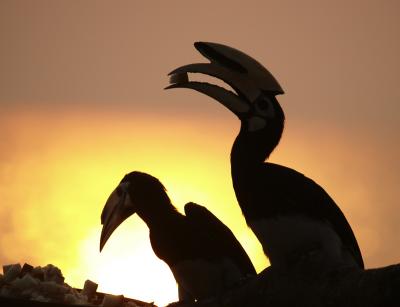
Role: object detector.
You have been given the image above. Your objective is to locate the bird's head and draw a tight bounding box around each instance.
[165,42,285,136]
[99,171,170,252]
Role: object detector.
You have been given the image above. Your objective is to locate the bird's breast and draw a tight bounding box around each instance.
[249,216,357,270]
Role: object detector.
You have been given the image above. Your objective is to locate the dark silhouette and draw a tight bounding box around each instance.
[166,42,364,271]
[100,171,256,303]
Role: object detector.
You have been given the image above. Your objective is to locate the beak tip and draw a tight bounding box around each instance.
[99,228,107,252]
[99,238,106,253]
[194,41,207,50]
[99,238,103,252]
[164,83,190,90]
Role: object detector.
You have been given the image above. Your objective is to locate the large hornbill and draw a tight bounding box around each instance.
[166,42,364,271]
[100,171,256,302]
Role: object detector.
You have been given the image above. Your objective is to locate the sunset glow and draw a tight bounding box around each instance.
[0,108,267,306]
[1,104,395,305]
[1,1,399,306]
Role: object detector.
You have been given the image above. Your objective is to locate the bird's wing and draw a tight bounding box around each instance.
[184,202,256,276]
[261,163,364,269]
[303,175,364,269]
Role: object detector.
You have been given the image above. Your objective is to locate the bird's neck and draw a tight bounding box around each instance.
[136,191,180,228]
[230,124,283,215]
[136,198,181,229]
[231,129,266,168]
[230,126,281,173]
[230,95,285,172]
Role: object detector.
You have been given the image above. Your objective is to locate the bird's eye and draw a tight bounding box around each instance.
[256,98,270,111]
[254,94,274,117]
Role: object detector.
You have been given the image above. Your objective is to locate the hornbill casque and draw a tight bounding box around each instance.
[100,171,256,302]
[166,42,364,271]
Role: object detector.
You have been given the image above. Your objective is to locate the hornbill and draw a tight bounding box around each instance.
[100,171,256,302]
[166,42,364,271]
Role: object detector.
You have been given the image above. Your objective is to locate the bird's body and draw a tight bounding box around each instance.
[100,172,255,302]
[232,160,363,270]
[230,125,363,269]
[167,42,364,271]
[148,203,253,299]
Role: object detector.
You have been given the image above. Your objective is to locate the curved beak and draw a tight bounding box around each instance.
[165,42,284,117]
[100,185,134,252]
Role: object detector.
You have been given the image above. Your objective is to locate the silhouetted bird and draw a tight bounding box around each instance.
[166,42,364,271]
[100,171,256,302]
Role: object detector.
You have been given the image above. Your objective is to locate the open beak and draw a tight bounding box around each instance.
[100,185,134,252]
[165,42,284,117]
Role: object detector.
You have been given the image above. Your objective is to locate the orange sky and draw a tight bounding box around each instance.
[0,1,399,306]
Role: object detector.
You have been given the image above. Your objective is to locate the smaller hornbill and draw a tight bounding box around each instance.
[100,171,256,302]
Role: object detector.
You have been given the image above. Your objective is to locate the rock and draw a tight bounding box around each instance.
[10,274,39,291]
[30,266,45,281]
[82,279,98,300]
[19,263,34,278]
[42,264,65,284]
[3,264,22,283]
[102,294,125,307]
